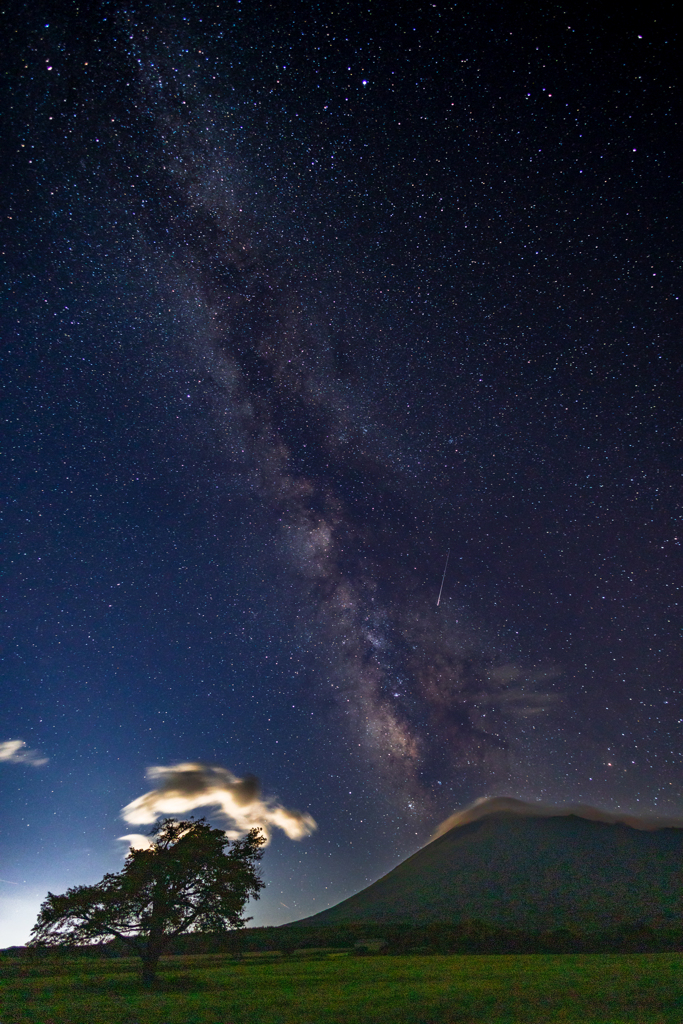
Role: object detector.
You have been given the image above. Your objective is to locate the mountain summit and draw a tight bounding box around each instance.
[298,798,683,929]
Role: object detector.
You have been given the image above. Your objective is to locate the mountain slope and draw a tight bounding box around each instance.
[297,807,683,929]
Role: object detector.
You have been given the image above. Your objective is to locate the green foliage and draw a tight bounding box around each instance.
[28,818,265,982]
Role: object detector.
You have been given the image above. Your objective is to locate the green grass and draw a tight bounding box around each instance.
[1,951,681,1023]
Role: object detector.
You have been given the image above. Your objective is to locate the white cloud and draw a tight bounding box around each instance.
[121,762,316,844]
[117,834,154,851]
[432,795,683,840]
[0,740,48,767]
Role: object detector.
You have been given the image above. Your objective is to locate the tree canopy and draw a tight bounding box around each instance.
[29,818,266,982]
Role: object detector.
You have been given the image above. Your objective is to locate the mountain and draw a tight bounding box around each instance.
[297,798,683,930]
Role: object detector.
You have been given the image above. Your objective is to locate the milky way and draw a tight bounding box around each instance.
[109,38,567,811]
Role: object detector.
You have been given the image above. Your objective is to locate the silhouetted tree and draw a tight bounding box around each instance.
[29,818,266,983]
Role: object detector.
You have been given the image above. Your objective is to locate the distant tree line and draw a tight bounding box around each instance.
[203,920,683,955]
[9,919,683,958]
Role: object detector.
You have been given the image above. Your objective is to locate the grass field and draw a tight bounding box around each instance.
[1,950,681,1023]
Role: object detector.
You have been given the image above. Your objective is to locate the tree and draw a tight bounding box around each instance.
[29,818,266,983]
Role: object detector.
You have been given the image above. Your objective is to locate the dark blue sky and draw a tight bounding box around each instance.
[2,0,681,945]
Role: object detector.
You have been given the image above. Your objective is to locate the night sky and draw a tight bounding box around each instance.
[2,0,681,946]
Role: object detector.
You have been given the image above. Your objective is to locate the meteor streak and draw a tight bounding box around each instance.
[436,547,450,607]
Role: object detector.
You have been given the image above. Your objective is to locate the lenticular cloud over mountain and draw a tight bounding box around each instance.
[121,762,316,843]
[431,796,683,840]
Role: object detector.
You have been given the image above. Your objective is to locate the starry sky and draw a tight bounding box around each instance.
[2,0,681,946]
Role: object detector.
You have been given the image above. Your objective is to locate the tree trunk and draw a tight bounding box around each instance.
[141,950,160,985]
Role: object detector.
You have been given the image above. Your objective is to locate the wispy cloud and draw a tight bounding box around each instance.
[0,740,48,767]
[117,834,154,851]
[432,795,683,840]
[121,762,316,844]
